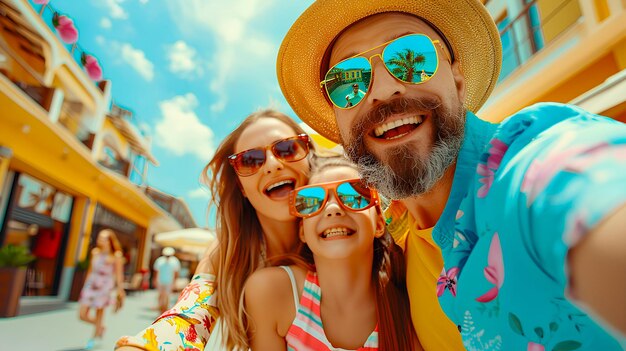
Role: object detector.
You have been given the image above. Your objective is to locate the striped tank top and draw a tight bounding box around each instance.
[281,266,379,351]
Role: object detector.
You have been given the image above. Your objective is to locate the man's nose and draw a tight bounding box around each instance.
[366,56,407,105]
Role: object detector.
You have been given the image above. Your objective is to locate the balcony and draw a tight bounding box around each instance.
[0,2,53,110]
[57,100,96,149]
[497,0,582,82]
[27,0,101,89]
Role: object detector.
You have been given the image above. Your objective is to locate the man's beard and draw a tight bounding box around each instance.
[344,96,465,199]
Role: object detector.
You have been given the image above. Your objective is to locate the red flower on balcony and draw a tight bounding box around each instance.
[33,0,50,4]
[81,54,103,81]
[52,13,78,44]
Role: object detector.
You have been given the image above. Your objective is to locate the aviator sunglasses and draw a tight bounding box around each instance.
[228,134,311,177]
[320,33,450,109]
[289,178,380,218]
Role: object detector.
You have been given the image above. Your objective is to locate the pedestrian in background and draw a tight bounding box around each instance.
[78,228,125,350]
[153,247,181,314]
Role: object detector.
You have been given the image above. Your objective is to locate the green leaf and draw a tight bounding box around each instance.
[549,322,559,332]
[552,341,582,351]
[0,245,35,268]
[508,313,524,336]
[534,327,544,339]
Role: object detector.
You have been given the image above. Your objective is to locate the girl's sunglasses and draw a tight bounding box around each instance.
[289,178,379,218]
[320,33,450,109]
[228,134,310,177]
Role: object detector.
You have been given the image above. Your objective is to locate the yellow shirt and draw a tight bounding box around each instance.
[385,203,464,351]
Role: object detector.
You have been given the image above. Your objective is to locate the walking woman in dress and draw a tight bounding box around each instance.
[244,155,421,350]
[116,109,315,350]
[79,228,125,350]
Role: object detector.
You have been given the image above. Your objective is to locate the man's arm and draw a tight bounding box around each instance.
[569,204,626,335]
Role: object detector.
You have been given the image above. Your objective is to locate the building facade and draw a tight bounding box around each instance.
[480,0,626,122]
[0,0,190,314]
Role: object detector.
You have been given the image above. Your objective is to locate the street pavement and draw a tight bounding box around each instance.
[0,290,164,351]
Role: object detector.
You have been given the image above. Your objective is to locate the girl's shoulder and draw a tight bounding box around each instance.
[244,266,304,335]
[245,266,303,306]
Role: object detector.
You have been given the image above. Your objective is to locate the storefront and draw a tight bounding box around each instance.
[0,171,73,297]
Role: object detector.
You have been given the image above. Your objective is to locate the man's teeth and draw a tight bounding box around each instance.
[322,227,350,238]
[266,180,293,192]
[374,115,424,137]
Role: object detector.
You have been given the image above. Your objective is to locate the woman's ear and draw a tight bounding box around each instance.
[298,221,306,243]
[235,178,247,197]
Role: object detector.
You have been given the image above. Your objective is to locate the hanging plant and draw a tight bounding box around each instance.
[52,13,78,44]
[81,53,103,81]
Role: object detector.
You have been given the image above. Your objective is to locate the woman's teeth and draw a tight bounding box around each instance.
[321,227,351,239]
[374,115,424,137]
[266,179,294,192]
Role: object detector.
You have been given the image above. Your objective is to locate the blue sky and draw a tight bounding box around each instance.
[48,0,315,228]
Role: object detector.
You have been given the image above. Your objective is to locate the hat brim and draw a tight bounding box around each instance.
[277,0,501,144]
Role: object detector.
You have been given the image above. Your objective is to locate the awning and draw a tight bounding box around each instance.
[108,113,158,165]
[154,228,216,250]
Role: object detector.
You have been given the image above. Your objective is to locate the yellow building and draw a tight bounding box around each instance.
[480,0,626,123]
[0,0,188,313]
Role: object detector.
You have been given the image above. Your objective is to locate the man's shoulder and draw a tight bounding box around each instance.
[493,103,619,149]
[501,102,613,128]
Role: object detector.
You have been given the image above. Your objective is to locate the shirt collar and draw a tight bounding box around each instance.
[433,110,499,248]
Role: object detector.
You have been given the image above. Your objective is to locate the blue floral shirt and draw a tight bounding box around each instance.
[434,103,626,351]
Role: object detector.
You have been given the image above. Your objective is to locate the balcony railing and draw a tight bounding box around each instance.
[98,157,130,178]
[498,0,582,82]
[27,0,101,89]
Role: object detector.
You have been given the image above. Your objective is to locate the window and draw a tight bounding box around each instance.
[129,155,146,186]
[498,14,519,81]
[497,0,546,82]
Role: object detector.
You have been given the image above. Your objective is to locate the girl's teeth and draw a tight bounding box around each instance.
[322,227,349,238]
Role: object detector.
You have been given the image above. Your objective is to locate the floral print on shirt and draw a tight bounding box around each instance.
[435,104,626,351]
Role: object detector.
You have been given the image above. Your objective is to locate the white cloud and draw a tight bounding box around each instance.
[167,0,276,112]
[188,186,211,199]
[117,42,155,81]
[155,94,215,160]
[139,0,149,3]
[95,35,106,46]
[102,0,128,19]
[167,41,202,78]
[100,17,112,29]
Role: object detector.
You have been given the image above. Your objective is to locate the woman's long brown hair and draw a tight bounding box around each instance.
[202,109,311,350]
[305,155,419,351]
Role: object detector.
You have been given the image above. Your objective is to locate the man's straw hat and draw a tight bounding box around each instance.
[277,0,501,143]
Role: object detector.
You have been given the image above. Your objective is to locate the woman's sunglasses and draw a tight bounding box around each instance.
[228,134,310,177]
[289,178,379,218]
[320,33,450,109]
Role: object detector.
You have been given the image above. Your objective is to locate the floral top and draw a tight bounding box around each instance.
[115,273,218,351]
[435,103,626,350]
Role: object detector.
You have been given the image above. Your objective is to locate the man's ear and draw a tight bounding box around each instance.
[451,60,466,105]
